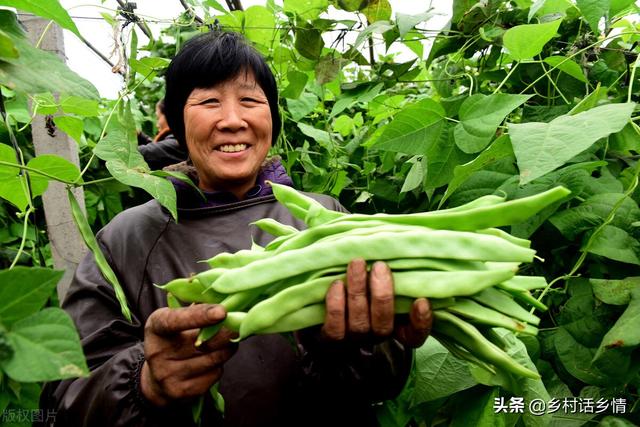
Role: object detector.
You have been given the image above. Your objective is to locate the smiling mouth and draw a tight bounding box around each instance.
[216,144,248,153]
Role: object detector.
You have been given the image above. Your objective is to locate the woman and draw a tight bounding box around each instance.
[40,31,432,427]
[137,98,189,170]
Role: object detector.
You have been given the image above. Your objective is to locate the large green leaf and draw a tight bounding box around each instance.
[0,29,18,59]
[59,95,99,117]
[362,0,391,23]
[0,267,63,327]
[0,143,47,211]
[284,0,328,20]
[576,0,609,33]
[591,277,640,305]
[1,308,88,382]
[371,98,446,154]
[454,93,530,153]
[508,103,635,184]
[396,11,434,37]
[424,123,470,190]
[587,225,640,265]
[244,6,277,51]
[0,11,98,99]
[93,104,178,220]
[53,115,84,144]
[0,0,80,37]
[502,19,562,60]
[412,337,477,404]
[593,288,640,375]
[441,135,513,207]
[554,327,612,385]
[544,56,588,82]
[294,26,324,60]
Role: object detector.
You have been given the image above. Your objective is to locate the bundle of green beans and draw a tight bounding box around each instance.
[160,182,571,380]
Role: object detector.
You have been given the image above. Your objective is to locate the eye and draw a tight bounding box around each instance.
[200,98,220,105]
[241,97,260,103]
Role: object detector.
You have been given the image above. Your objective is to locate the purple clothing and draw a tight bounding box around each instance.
[171,158,294,209]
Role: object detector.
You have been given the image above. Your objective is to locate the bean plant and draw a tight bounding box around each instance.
[0,0,639,426]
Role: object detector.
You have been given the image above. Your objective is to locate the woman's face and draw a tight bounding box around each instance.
[183,72,273,196]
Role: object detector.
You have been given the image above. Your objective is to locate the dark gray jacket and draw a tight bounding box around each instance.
[40,190,412,427]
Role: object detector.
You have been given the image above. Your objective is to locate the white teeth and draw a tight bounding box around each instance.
[217,144,247,153]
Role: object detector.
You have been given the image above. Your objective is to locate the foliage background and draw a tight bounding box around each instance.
[0,0,640,425]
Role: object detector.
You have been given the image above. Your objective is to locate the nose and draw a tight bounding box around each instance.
[216,102,247,131]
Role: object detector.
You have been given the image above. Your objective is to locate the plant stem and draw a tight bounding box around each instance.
[10,206,34,269]
[493,62,519,94]
[0,160,77,184]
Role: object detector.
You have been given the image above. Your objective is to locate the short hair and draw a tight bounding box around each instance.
[164,31,281,148]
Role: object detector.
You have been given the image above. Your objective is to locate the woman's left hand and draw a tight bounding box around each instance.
[320,259,432,348]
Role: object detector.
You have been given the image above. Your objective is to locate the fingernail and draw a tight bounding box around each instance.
[372,261,388,276]
[207,305,225,321]
[416,299,429,321]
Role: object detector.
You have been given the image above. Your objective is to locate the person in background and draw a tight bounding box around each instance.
[39,31,432,427]
[137,98,188,170]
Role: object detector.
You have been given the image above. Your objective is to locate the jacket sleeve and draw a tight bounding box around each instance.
[138,136,188,171]
[38,248,197,427]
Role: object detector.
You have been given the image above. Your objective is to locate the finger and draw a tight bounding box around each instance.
[369,261,394,336]
[174,347,236,379]
[321,280,346,341]
[147,304,226,336]
[346,258,370,334]
[395,298,432,348]
[160,366,224,401]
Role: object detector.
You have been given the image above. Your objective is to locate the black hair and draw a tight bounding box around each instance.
[164,31,281,148]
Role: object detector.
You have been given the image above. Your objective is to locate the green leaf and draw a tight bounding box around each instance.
[502,19,562,60]
[294,26,324,60]
[129,57,171,80]
[332,114,354,137]
[281,70,309,99]
[1,308,88,382]
[454,93,531,153]
[0,0,80,37]
[59,95,99,117]
[27,154,81,184]
[94,104,178,220]
[396,11,434,37]
[286,92,318,121]
[298,123,334,152]
[0,267,63,326]
[362,0,391,23]
[591,277,640,305]
[372,98,446,154]
[508,103,635,184]
[544,56,588,82]
[450,387,506,427]
[598,416,638,427]
[577,0,609,33]
[53,115,84,144]
[0,142,17,180]
[441,135,513,207]
[424,123,470,190]
[0,11,98,99]
[0,29,18,59]
[529,0,572,21]
[400,157,424,193]
[587,225,640,265]
[412,337,478,404]
[33,92,58,115]
[593,288,640,371]
[353,20,395,50]
[244,5,276,49]
[284,0,328,20]
[554,326,612,385]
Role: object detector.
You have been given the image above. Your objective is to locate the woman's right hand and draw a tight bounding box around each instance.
[140,304,237,407]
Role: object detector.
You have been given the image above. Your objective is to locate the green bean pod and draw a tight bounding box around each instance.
[432,310,540,379]
[158,277,224,304]
[476,228,531,248]
[210,230,534,293]
[267,181,345,225]
[205,249,272,269]
[471,287,540,325]
[68,189,132,322]
[446,299,538,335]
[252,218,299,237]
[239,269,514,339]
[323,186,571,231]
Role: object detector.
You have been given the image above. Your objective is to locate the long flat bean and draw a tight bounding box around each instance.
[471,287,540,325]
[239,269,514,339]
[323,186,571,231]
[447,298,538,334]
[433,311,540,379]
[211,230,534,293]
